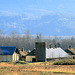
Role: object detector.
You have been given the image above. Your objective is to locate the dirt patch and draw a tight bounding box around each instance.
[0,63,14,67]
[0,63,75,75]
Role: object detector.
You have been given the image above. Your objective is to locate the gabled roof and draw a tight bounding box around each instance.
[65,48,75,55]
[26,49,36,56]
[46,48,70,58]
[0,46,16,55]
[19,49,28,56]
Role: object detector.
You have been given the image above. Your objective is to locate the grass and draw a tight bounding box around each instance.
[0,60,75,75]
[15,61,28,64]
[52,59,75,65]
[0,68,75,75]
[52,71,75,74]
[14,61,51,66]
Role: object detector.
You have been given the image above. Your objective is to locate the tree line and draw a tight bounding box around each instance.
[0,30,75,51]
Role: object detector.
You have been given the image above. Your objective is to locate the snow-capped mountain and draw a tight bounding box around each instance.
[0,13,75,36]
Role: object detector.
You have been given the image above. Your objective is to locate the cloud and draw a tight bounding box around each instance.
[21,12,41,20]
[68,21,75,29]
[45,21,50,24]
[0,11,19,16]
[38,23,43,26]
[0,10,41,20]
[0,11,9,13]
[56,28,61,33]
[28,8,55,16]
[4,23,17,28]
[29,8,53,12]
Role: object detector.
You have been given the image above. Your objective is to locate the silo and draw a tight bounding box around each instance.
[36,42,46,62]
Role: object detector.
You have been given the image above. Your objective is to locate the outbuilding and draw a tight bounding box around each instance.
[0,46,19,62]
[46,48,70,61]
[25,49,36,62]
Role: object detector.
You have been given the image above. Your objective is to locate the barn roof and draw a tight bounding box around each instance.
[19,49,28,56]
[26,49,36,56]
[0,46,16,55]
[65,48,75,55]
[46,48,70,59]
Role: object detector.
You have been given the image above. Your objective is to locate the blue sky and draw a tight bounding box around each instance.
[0,0,75,15]
[0,0,75,36]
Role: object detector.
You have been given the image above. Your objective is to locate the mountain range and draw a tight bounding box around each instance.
[0,13,75,36]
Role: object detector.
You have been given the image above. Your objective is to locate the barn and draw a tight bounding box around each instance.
[46,48,70,61]
[0,46,19,62]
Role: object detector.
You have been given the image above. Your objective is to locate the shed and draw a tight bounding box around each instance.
[25,49,36,62]
[0,46,19,62]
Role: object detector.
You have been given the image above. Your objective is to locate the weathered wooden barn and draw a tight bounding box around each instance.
[0,46,19,62]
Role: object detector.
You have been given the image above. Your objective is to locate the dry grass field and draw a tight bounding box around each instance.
[0,62,75,75]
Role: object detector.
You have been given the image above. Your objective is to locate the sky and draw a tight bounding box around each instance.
[0,0,75,15]
[0,0,75,36]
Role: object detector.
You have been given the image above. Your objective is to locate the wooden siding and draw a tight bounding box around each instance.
[26,56,35,62]
[12,52,19,62]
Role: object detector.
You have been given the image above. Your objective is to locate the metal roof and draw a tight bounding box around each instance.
[46,48,70,58]
[0,46,16,55]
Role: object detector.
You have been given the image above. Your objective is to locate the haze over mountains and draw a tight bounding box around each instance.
[0,12,75,36]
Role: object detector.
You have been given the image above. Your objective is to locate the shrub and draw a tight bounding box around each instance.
[15,61,28,64]
[53,59,75,65]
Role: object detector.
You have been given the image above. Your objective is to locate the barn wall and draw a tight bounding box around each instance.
[0,55,12,62]
[26,56,35,62]
[12,52,19,62]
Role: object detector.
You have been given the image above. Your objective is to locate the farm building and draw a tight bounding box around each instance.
[46,48,70,61]
[19,48,28,61]
[25,42,70,62]
[0,46,19,62]
[25,49,36,62]
[65,48,75,59]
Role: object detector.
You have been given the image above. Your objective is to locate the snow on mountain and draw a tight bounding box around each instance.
[0,13,75,36]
